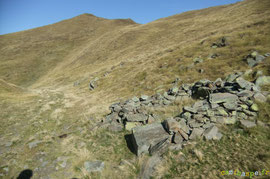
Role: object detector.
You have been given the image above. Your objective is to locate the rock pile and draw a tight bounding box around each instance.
[104,72,268,156]
[211,37,228,48]
[245,51,269,67]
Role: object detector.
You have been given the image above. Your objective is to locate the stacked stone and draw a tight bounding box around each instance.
[104,72,269,156]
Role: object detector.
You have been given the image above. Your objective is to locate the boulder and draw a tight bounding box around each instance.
[209,93,238,104]
[131,123,170,156]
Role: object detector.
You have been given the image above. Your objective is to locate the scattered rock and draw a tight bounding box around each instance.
[211,37,228,48]
[84,161,104,173]
[193,57,204,64]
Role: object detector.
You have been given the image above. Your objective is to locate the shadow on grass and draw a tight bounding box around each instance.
[17,169,33,179]
[124,134,136,155]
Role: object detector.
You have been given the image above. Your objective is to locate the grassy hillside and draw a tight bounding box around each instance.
[0,0,270,178]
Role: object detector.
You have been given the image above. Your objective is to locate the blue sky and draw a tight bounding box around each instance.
[0,0,240,35]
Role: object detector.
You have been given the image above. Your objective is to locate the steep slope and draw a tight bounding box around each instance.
[0,13,137,86]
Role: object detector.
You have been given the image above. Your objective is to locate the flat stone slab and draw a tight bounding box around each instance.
[209,93,238,104]
[131,123,170,156]
[240,120,256,128]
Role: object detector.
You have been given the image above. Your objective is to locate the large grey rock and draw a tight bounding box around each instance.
[240,120,256,128]
[84,161,104,173]
[125,113,147,122]
[131,123,170,156]
[209,93,238,104]
[256,76,270,88]
[203,125,223,140]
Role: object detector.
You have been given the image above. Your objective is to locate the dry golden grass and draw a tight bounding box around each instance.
[1,0,270,178]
